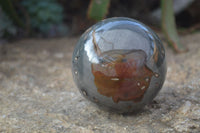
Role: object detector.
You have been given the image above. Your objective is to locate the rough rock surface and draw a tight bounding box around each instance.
[0,33,199,133]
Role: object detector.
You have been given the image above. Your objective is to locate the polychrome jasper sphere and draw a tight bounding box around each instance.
[72,17,167,113]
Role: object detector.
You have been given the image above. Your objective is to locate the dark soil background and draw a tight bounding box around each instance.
[0,0,200,40]
[60,0,200,35]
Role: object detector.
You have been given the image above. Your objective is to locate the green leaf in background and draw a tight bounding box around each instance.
[87,0,110,21]
[0,0,24,28]
[21,0,65,35]
[0,8,17,38]
[161,0,187,53]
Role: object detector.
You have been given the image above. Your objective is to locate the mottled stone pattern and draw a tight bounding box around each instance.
[92,50,154,103]
[0,34,200,133]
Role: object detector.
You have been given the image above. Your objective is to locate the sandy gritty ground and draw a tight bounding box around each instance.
[0,33,199,132]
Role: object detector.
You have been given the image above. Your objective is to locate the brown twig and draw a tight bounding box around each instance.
[92,30,101,55]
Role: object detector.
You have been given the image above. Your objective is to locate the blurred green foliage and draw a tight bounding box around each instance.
[87,0,110,21]
[0,0,190,53]
[0,0,24,28]
[21,0,67,35]
[161,0,187,53]
[0,8,17,38]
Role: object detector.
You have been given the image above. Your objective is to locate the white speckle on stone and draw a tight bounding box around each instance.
[75,71,78,75]
[101,64,106,67]
[179,101,192,115]
[123,126,129,130]
[70,92,75,97]
[42,50,49,56]
[54,53,64,58]
[145,77,149,82]
[2,115,6,118]
[141,86,145,90]
[168,67,172,72]
[187,85,194,89]
[75,57,78,60]
[111,78,119,81]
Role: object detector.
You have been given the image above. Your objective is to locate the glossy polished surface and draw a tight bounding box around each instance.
[72,17,167,113]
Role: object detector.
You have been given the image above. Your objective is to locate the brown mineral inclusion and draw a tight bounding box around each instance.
[91,50,154,103]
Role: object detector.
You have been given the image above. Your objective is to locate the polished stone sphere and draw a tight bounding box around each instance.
[72,17,167,113]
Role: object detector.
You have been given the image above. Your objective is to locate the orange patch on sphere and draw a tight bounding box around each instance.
[91,50,154,103]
